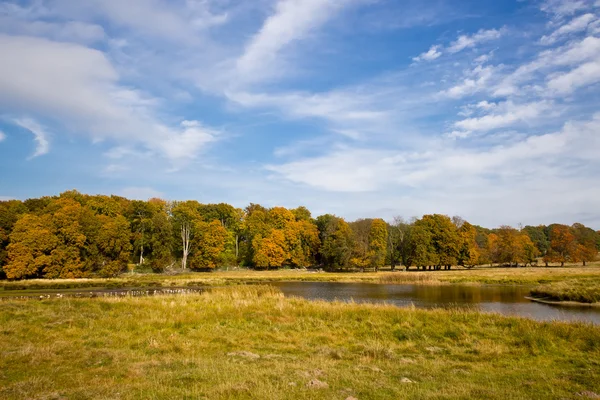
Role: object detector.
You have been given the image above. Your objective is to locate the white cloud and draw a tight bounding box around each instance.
[454,101,552,132]
[0,130,5,142]
[446,130,471,139]
[49,0,226,42]
[265,113,600,226]
[540,13,597,45]
[547,59,600,93]
[236,0,358,84]
[412,45,442,62]
[447,28,504,54]
[442,65,495,98]
[13,118,50,158]
[474,52,493,64]
[0,35,218,162]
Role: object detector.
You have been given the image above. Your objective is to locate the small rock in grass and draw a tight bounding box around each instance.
[400,377,415,383]
[227,351,260,359]
[307,379,329,389]
[287,382,297,387]
[345,397,359,400]
[579,391,600,399]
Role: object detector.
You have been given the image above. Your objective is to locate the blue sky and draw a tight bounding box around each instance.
[1,0,600,228]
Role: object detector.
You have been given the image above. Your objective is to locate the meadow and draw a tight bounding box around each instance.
[1,285,600,399]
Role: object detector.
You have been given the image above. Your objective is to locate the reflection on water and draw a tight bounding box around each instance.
[270,282,600,325]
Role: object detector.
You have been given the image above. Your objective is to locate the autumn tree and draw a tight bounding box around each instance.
[457,222,480,268]
[407,223,435,270]
[409,214,460,270]
[252,229,288,268]
[368,219,388,271]
[0,200,27,277]
[94,215,132,277]
[189,220,228,270]
[570,223,598,266]
[544,225,577,267]
[5,214,58,279]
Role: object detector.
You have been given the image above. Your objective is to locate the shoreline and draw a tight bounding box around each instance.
[525,296,600,308]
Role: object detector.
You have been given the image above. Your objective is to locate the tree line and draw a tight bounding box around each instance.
[0,191,598,279]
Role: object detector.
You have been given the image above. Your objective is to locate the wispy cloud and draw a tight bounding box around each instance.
[454,101,553,132]
[13,118,50,158]
[412,27,504,63]
[540,13,597,45]
[441,65,495,98]
[447,28,504,53]
[412,45,442,62]
[235,0,359,84]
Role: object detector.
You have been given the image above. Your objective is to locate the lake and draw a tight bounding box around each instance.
[270,281,600,325]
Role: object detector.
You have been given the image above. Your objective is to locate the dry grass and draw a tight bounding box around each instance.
[1,286,600,399]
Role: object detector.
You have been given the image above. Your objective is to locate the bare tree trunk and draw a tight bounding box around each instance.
[181,222,191,270]
[139,226,144,266]
[235,235,239,259]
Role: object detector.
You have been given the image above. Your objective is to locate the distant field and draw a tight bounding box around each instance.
[2,263,600,292]
[1,285,599,399]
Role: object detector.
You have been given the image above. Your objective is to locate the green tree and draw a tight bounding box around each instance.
[522,225,549,257]
[316,214,354,270]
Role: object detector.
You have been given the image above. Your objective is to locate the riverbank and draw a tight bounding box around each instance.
[2,265,600,293]
[1,285,599,399]
[530,279,600,305]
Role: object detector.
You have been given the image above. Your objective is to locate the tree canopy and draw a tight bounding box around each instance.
[0,191,598,279]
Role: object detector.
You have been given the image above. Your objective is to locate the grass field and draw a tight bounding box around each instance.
[1,285,599,399]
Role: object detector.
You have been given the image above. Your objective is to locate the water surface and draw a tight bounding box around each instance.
[270,281,600,325]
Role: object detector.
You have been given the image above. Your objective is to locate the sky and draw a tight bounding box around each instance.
[1,0,600,228]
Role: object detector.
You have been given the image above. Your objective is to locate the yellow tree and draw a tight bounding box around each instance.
[95,215,133,277]
[458,222,480,268]
[44,198,87,278]
[252,229,288,268]
[368,218,388,271]
[189,220,228,270]
[517,234,539,266]
[5,214,58,279]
